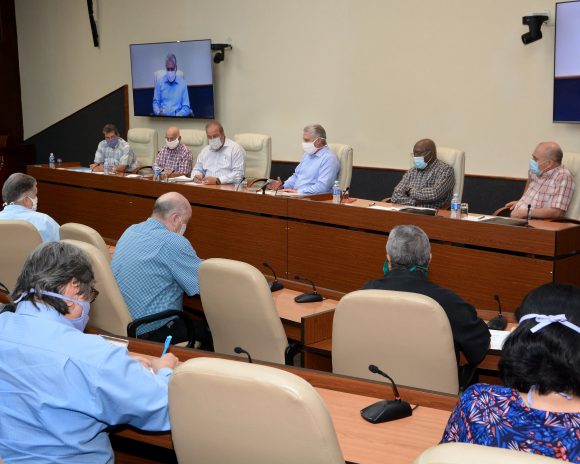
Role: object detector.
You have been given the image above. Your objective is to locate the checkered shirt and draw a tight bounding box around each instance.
[155,143,193,175]
[514,165,575,213]
[391,158,455,209]
[111,218,201,335]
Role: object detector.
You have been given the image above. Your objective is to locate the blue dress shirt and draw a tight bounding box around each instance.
[152,75,192,117]
[112,218,202,334]
[94,138,137,171]
[283,146,340,194]
[0,301,172,463]
[0,204,60,242]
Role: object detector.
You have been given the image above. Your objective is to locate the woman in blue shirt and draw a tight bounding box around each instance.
[0,242,178,463]
[441,283,580,462]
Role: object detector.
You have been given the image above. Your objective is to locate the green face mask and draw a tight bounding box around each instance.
[382,259,389,274]
[408,265,429,276]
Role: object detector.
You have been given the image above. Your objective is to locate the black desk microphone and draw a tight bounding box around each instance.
[263,262,283,292]
[361,364,412,423]
[487,294,508,330]
[234,346,253,363]
[294,275,323,303]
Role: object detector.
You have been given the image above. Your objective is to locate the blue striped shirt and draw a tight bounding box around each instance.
[112,218,201,334]
[284,145,340,194]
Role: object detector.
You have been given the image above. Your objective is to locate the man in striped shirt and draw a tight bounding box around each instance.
[155,126,193,176]
[191,121,246,185]
[508,142,574,219]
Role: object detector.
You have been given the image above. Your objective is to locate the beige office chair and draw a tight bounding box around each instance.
[169,357,345,464]
[234,133,272,179]
[0,220,43,291]
[332,290,459,395]
[329,143,353,190]
[199,258,294,364]
[61,239,132,336]
[562,151,580,220]
[415,443,559,463]
[59,223,110,262]
[180,129,207,167]
[127,128,158,166]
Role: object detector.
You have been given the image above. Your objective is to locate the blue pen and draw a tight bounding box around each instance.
[161,335,172,356]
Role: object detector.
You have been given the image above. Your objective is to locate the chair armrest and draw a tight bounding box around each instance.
[284,342,302,366]
[493,206,512,216]
[381,197,391,203]
[133,165,153,174]
[127,309,195,346]
[247,178,269,188]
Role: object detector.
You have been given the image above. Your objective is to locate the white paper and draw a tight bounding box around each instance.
[369,205,401,211]
[464,214,495,222]
[168,175,194,182]
[125,174,142,178]
[489,329,510,350]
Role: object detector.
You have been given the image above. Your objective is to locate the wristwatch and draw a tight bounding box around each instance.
[216,178,221,185]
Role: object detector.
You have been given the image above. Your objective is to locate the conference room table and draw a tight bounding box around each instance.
[29,164,580,314]
[112,336,456,464]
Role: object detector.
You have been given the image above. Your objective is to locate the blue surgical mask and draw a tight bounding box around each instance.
[529,160,542,175]
[413,156,428,170]
[382,259,389,274]
[15,289,91,331]
[209,137,223,151]
[106,137,118,149]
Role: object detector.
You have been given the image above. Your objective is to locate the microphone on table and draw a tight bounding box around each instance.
[235,176,246,191]
[234,346,253,363]
[360,364,413,424]
[487,294,508,330]
[263,262,284,292]
[293,275,323,303]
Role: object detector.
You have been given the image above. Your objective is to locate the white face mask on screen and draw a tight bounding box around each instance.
[166,70,176,83]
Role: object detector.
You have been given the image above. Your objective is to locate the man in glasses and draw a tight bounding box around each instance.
[390,138,455,209]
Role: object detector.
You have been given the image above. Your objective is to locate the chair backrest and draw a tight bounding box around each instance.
[154,69,184,85]
[127,128,158,166]
[198,258,288,364]
[61,239,132,336]
[332,290,459,394]
[415,443,559,464]
[408,146,465,199]
[169,357,345,464]
[234,133,272,179]
[328,143,353,190]
[180,129,207,167]
[562,151,580,220]
[0,220,42,290]
[59,223,110,262]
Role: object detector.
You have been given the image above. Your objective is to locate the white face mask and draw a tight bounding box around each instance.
[28,196,38,211]
[209,137,223,151]
[166,138,180,150]
[179,223,187,235]
[166,70,176,83]
[302,138,319,155]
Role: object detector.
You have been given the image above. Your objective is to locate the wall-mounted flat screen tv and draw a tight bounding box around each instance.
[130,39,214,119]
[554,1,580,123]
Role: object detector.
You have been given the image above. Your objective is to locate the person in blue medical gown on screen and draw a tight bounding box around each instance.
[153,53,192,117]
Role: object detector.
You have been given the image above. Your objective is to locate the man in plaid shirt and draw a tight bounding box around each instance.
[508,142,574,219]
[155,126,193,176]
[391,139,455,209]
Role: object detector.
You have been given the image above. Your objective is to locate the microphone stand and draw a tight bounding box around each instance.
[263,262,284,292]
[293,275,323,303]
[361,364,412,423]
[487,294,508,330]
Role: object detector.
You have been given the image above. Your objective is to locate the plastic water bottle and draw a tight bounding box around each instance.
[48,153,56,169]
[153,163,161,182]
[450,193,461,219]
[332,180,341,204]
[103,157,110,175]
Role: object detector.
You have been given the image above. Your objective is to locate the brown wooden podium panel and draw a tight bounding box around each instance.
[288,221,555,310]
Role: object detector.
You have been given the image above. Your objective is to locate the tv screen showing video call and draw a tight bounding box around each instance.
[554,1,580,123]
[130,39,215,119]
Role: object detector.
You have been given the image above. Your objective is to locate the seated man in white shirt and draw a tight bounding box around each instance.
[0,173,60,242]
[191,121,246,185]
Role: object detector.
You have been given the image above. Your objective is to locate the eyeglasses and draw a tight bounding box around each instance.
[89,287,99,303]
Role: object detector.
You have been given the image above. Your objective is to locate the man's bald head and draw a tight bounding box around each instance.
[152,192,192,229]
[534,142,563,165]
[166,126,180,140]
[413,139,437,157]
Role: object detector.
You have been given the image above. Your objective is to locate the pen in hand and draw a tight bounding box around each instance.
[161,335,172,357]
